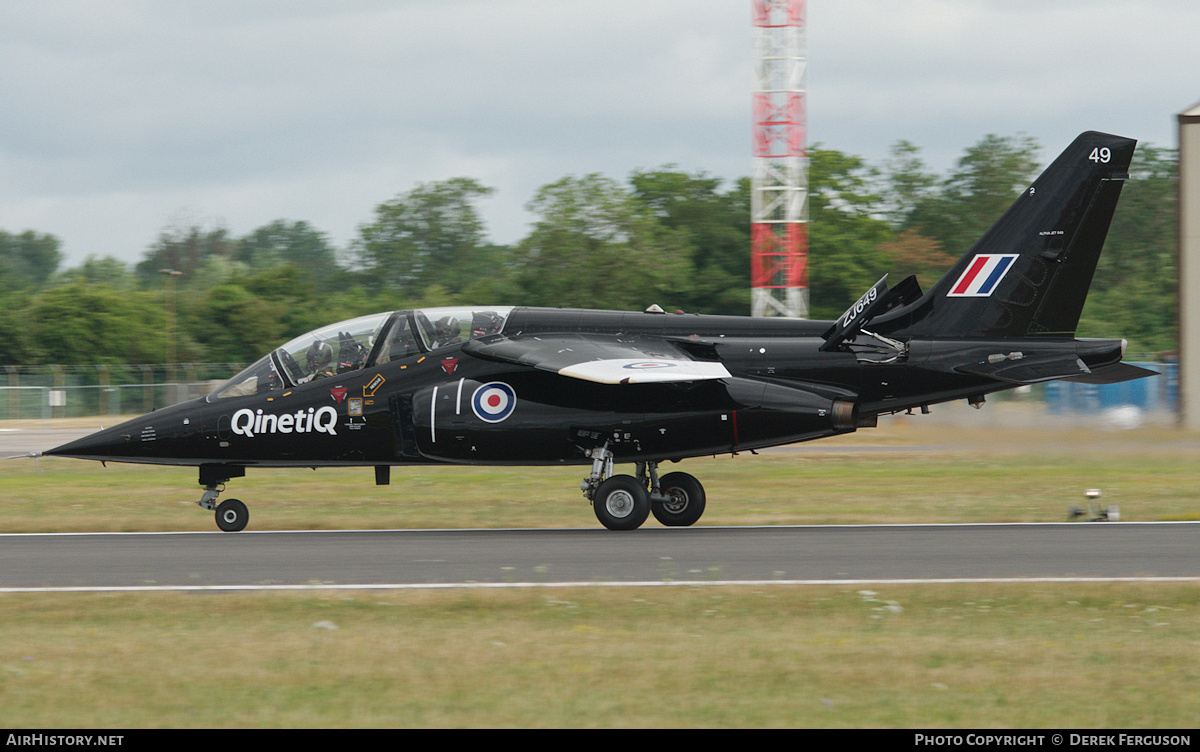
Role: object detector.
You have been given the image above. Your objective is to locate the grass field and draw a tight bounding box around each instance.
[2,413,1199,727]
[2,585,1198,728]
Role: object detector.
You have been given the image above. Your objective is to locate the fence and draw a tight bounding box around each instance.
[0,364,243,420]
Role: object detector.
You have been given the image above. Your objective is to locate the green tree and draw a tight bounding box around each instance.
[54,256,135,289]
[908,134,1041,257]
[513,174,693,310]
[354,178,496,297]
[136,224,236,285]
[629,168,751,314]
[0,230,62,289]
[0,291,36,363]
[185,282,291,364]
[806,147,893,318]
[235,220,346,293]
[181,261,367,364]
[880,139,938,228]
[31,283,165,365]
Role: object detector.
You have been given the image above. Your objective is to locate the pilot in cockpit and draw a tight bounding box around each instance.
[431,316,461,349]
[336,331,369,373]
[471,310,503,338]
[305,340,334,381]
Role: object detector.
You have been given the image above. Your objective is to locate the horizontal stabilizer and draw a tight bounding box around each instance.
[956,354,1090,384]
[1063,361,1159,385]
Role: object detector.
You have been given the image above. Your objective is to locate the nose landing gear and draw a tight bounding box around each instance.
[197,465,249,532]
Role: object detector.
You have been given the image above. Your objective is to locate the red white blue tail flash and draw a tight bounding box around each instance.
[947,254,1019,297]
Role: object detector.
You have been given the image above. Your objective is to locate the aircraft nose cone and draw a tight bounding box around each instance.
[43,399,204,464]
[44,423,139,461]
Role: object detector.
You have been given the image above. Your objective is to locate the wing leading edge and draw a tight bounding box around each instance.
[461,332,732,384]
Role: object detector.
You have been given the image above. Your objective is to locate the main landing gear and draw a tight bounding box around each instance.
[581,447,706,531]
[197,465,249,532]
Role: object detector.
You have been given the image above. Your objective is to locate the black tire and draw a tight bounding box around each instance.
[651,472,706,527]
[215,498,249,532]
[593,475,650,531]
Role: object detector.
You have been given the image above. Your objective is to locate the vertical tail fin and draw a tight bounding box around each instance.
[880,131,1136,339]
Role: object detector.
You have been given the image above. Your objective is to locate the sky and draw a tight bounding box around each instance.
[2,0,1199,268]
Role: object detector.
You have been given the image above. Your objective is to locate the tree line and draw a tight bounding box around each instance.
[0,135,1178,369]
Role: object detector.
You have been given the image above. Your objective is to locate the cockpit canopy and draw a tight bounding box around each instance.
[210,306,513,400]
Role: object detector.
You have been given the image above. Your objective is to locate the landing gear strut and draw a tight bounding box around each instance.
[581,447,705,531]
[197,465,249,532]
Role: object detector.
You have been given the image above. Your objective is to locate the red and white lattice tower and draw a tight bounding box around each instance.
[751,0,808,318]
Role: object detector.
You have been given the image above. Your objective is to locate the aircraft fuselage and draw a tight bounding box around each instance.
[49,306,1125,470]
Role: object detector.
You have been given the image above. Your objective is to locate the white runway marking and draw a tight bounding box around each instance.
[4,576,1199,594]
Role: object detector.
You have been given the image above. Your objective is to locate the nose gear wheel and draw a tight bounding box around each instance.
[215,498,249,532]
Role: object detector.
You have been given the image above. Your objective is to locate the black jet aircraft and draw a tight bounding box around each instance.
[47,131,1154,532]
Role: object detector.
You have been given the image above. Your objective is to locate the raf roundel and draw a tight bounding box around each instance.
[622,361,676,370]
[471,382,517,423]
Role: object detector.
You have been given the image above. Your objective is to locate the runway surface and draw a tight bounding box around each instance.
[2,523,1197,591]
[0,426,93,456]
[5,424,1199,592]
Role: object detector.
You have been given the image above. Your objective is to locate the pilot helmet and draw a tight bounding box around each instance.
[435,316,460,341]
[471,311,502,337]
[306,340,333,370]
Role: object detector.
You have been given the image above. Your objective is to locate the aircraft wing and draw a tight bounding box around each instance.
[461,333,732,384]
